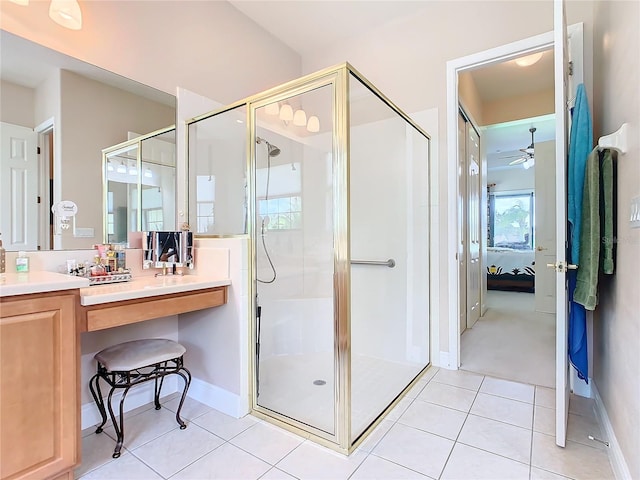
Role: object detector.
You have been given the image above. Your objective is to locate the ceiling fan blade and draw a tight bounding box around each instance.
[508,157,527,166]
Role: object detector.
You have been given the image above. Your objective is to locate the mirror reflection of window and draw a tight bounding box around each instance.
[196,175,216,233]
[256,163,302,231]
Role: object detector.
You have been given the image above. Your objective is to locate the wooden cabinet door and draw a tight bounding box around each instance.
[1,294,78,480]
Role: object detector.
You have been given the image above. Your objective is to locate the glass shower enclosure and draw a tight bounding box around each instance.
[187,63,430,453]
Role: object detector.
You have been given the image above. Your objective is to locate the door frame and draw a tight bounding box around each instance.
[35,117,54,251]
[446,30,555,369]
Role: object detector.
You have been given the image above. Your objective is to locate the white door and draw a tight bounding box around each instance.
[0,122,38,251]
[534,140,557,314]
[553,0,570,448]
[458,113,467,334]
[466,125,481,329]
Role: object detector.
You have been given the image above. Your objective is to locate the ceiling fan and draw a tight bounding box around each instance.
[507,127,536,168]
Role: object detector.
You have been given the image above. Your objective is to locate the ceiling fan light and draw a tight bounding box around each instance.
[523,158,535,169]
[515,52,543,67]
[49,0,83,30]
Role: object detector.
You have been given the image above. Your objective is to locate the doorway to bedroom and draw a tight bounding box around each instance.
[457,48,557,389]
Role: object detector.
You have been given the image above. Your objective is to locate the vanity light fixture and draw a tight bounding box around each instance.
[116,161,127,174]
[293,109,307,127]
[279,104,294,122]
[107,160,114,172]
[128,162,137,176]
[9,0,83,30]
[49,0,83,30]
[144,168,153,178]
[306,115,320,133]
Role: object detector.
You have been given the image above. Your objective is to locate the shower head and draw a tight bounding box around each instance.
[256,136,281,157]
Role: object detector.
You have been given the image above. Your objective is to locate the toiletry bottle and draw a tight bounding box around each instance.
[16,251,29,273]
[0,233,5,274]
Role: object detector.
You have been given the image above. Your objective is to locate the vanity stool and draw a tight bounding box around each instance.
[89,338,191,458]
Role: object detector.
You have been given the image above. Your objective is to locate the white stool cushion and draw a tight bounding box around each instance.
[95,339,186,371]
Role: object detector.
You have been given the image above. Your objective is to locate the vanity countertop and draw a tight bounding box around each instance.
[0,271,91,297]
[79,274,231,306]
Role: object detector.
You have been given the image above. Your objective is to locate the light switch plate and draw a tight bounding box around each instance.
[630,196,640,229]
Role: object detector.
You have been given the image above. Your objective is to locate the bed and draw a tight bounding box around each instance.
[486,247,535,293]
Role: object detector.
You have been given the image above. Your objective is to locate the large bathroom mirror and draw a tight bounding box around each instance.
[0,30,176,251]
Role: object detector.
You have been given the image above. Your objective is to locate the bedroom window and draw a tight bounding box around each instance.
[489,192,534,250]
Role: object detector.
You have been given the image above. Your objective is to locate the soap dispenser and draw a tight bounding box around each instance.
[0,233,5,274]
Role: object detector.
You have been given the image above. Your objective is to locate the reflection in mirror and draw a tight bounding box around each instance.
[0,30,176,251]
[104,127,176,245]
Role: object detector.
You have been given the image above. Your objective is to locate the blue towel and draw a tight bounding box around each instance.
[567,83,592,384]
[568,270,588,382]
[568,84,593,264]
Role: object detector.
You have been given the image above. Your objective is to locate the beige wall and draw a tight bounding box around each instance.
[592,1,640,478]
[482,89,554,126]
[0,1,301,104]
[0,80,35,127]
[458,72,484,125]
[58,70,175,249]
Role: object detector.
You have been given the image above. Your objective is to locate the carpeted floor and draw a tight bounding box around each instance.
[460,290,555,388]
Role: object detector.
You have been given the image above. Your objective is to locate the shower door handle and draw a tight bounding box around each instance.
[350,259,396,268]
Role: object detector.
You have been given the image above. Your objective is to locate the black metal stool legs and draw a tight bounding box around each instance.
[88,373,108,433]
[90,356,191,459]
[175,366,192,429]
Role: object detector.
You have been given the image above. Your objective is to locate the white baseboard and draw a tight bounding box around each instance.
[593,382,632,480]
[81,376,179,430]
[437,351,455,369]
[188,377,249,418]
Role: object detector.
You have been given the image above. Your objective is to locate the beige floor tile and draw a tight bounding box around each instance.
[260,467,298,480]
[75,432,122,478]
[417,381,478,412]
[372,423,454,479]
[420,366,439,383]
[76,451,162,479]
[276,440,367,480]
[193,408,258,440]
[471,392,533,429]
[404,378,429,399]
[351,454,430,479]
[569,394,596,418]
[458,414,532,464]
[172,442,271,479]
[531,432,615,479]
[102,407,183,451]
[535,386,556,409]
[385,396,413,421]
[480,376,534,403]
[356,419,394,453]
[230,421,305,464]
[131,423,223,478]
[433,368,484,391]
[534,405,555,436]
[567,412,607,450]
[398,399,467,440]
[440,443,529,480]
[162,395,213,421]
[530,467,574,479]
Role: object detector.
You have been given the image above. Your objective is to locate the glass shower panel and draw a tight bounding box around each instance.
[188,105,247,234]
[254,86,336,434]
[140,129,176,231]
[105,144,139,244]
[349,75,430,441]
